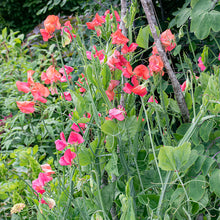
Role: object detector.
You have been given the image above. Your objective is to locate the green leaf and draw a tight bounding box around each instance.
[137,194,159,209]
[105,135,117,152]
[33,145,38,155]
[136,25,160,49]
[210,169,220,197]
[78,149,92,166]
[71,92,86,117]
[191,0,199,8]
[173,142,191,170]
[2,27,7,39]
[105,151,119,176]
[158,146,176,171]
[181,150,198,172]
[185,92,192,110]
[201,157,215,176]
[136,26,150,49]
[119,195,136,220]
[101,120,119,136]
[176,8,191,28]
[199,120,214,142]
[101,183,115,211]
[191,0,212,14]
[101,64,111,90]
[86,65,97,86]
[158,143,191,171]
[188,175,206,201]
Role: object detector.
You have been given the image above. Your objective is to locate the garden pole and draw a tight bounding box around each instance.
[140,0,190,122]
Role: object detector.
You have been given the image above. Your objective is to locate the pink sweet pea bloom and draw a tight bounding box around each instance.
[16,81,31,93]
[180,81,187,92]
[16,101,35,114]
[111,29,129,45]
[55,132,68,151]
[121,43,138,54]
[61,92,72,101]
[38,173,53,185]
[86,51,92,60]
[109,108,126,121]
[41,164,55,176]
[32,172,52,194]
[59,65,74,75]
[198,57,206,71]
[218,53,220,61]
[71,123,86,132]
[132,85,147,97]
[59,149,76,166]
[32,179,45,194]
[148,96,158,103]
[40,29,53,42]
[68,131,85,145]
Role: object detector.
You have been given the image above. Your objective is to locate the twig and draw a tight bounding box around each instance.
[140,0,190,122]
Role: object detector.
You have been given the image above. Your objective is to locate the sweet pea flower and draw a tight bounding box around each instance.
[160,29,176,52]
[55,132,68,151]
[148,96,158,104]
[16,101,35,114]
[132,85,147,97]
[86,13,105,30]
[180,81,187,92]
[109,107,126,121]
[61,92,72,101]
[134,64,151,80]
[40,15,61,41]
[40,198,56,209]
[16,81,31,93]
[107,50,128,71]
[149,55,164,75]
[105,80,120,101]
[111,29,129,45]
[122,62,133,78]
[41,66,61,84]
[32,172,52,194]
[59,149,76,166]
[198,57,206,71]
[218,53,220,61]
[68,131,85,145]
[32,179,45,194]
[59,65,73,82]
[41,164,55,176]
[71,123,86,132]
[121,43,138,54]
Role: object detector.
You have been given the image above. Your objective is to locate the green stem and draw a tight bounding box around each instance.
[93,170,110,220]
[185,26,200,73]
[210,32,220,50]
[141,97,163,186]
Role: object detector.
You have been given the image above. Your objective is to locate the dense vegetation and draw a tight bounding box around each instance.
[0,0,220,219]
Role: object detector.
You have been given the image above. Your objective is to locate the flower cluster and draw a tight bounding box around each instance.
[40,15,75,44]
[16,70,50,113]
[32,164,55,195]
[55,130,84,166]
[11,203,26,214]
[32,164,56,209]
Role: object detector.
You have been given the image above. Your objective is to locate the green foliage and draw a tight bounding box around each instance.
[0,0,220,219]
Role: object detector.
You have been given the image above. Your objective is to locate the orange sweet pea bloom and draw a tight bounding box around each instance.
[40,15,61,41]
[132,85,147,97]
[149,55,164,75]
[160,29,176,52]
[41,66,61,84]
[16,101,35,114]
[134,64,151,80]
[111,29,129,45]
[44,15,61,34]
